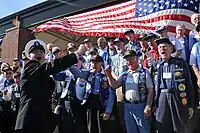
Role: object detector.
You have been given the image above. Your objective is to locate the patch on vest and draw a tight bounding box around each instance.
[182,98,188,105]
[178,83,186,91]
[180,92,187,98]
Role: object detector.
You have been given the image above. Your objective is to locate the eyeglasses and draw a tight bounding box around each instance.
[6,72,12,75]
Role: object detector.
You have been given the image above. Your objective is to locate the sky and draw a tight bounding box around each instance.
[0,0,47,19]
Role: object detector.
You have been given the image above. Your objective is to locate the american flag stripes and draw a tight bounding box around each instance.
[34,0,199,37]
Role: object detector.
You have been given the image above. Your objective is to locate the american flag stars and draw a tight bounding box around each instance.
[136,0,199,18]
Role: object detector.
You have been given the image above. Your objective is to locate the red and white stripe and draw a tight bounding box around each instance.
[34,0,195,37]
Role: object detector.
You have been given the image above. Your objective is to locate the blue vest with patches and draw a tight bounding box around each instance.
[83,72,109,108]
[121,68,147,103]
[155,58,189,107]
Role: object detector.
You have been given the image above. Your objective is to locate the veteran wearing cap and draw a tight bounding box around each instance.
[155,38,194,133]
[0,67,15,133]
[138,34,150,54]
[53,62,87,133]
[105,50,154,133]
[52,46,61,59]
[106,37,117,58]
[69,55,117,133]
[124,29,141,53]
[155,25,183,58]
[15,39,86,133]
[110,37,128,133]
[142,33,159,70]
[67,43,77,54]
[45,43,54,61]
[12,58,22,73]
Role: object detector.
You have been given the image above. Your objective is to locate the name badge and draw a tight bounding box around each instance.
[163,72,172,79]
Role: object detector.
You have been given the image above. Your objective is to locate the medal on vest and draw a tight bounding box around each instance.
[174,68,184,82]
[180,92,187,98]
[178,83,186,91]
[182,98,188,105]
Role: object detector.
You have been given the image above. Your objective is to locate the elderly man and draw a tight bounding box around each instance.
[69,55,116,133]
[110,37,128,133]
[156,26,182,58]
[105,50,154,133]
[138,34,149,54]
[67,43,77,54]
[12,58,22,73]
[52,47,61,59]
[189,13,200,51]
[106,37,117,65]
[175,24,189,62]
[97,37,110,66]
[97,37,107,56]
[142,33,159,70]
[45,43,54,61]
[155,38,194,133]
[124,29,141,53]
[0,67,15,133]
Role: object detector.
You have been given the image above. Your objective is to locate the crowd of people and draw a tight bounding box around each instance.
[0,13,200,133]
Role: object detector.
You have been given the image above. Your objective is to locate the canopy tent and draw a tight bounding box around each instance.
[34,0,199,37]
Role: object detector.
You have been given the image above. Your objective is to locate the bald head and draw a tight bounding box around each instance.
[97,37,107,50]
[47,43,54,52]
[191,13,200,26]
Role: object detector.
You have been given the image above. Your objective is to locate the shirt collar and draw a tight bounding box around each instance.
[128,66,141,73]
[159,56,176,65]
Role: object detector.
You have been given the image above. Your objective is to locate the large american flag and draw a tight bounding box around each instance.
[34,0,199,37]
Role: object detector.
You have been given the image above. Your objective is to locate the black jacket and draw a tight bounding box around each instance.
[15,53,78,133]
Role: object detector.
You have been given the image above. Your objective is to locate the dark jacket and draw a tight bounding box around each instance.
[15,53,78,133]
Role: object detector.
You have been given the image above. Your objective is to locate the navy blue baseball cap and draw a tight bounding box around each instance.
[123,50,138,58]
[124,29,135,35]
[143,33,159,41]
[90,55,104,62]
[83,38,91,43]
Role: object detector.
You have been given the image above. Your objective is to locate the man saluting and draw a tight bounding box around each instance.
[15,39,85,133]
